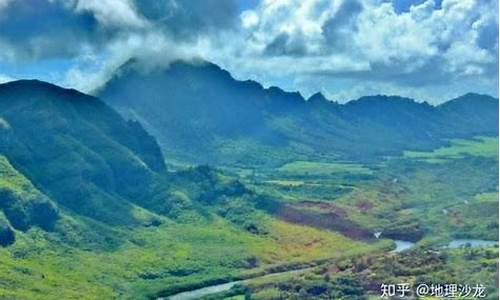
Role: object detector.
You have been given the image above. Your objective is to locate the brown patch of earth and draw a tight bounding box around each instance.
[276,203,374,240]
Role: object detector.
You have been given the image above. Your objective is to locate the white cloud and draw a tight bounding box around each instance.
[63,31,203,93]
[0,74,14,84]
[0,0,11,10]
[74,0,148,28]
[196,0,498,102]
[240,10,259,28]
[0,0,497,103]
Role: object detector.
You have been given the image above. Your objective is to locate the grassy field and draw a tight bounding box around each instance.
[247,136,498,244]
[0,136,496,299]
[404,136,498,162]
[0,212,384,299]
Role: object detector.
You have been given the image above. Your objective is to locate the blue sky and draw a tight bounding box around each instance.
[0,0,497,103]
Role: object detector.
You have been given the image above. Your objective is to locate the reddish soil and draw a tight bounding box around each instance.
[276,204,374,240]
[296,200,348,218]
[355,200,374,211]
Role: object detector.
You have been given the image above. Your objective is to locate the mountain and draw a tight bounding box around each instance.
[0,79,367,299]
[0,79,261,245]
[0,80,169,225]
[98,59,498,167]
[0,75,497,300]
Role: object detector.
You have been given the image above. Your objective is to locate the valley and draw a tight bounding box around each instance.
[0,72,497,300]
[0,1,498,299]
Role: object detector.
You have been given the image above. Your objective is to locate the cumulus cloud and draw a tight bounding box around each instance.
[198,0,498,102]
[73,0,148,28]
[0,0,497,103]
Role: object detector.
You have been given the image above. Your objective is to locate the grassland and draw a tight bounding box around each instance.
[0,136,496,299]
[244,136,498,245]
[0,211,386,299]
[404,136,498,162]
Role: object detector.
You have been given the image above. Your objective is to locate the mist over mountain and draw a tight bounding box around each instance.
[98,60,499,167]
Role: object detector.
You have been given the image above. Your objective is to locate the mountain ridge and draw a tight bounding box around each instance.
[97,59,498,166]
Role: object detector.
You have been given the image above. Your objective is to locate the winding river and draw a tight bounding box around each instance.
[158,268,310,300]
[164,282,241,300]
[160,239,498,300]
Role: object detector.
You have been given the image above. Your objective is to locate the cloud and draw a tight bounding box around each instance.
[133,0,240,40]
[201,0,498,102]
[62,30,211,93]
[0,0,12,10]
[0,0,497,103]
[0,73,14,84]
[0,0,241,92]
[0,0,126,60]
[73,0,148,28]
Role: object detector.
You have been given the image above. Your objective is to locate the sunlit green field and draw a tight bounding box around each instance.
[0,136,497,299]
[404,136,498,162]
[0,213,386,299]
[218,136,499,300]
[247,136,498,244]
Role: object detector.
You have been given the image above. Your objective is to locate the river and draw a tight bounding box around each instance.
[158,268,310,300]
[160,239,498,299]
[165,282,241,300]
[391,240,415,253]
[447,239,498,249]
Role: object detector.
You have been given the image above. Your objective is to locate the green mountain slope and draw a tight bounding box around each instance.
[0,80,387,299]
[0,80,166,224]
[0,155,57,245]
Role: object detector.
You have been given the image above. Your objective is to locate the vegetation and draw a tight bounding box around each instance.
[404,136,499,163]
[0,79,497,299]
[236,246,498,299]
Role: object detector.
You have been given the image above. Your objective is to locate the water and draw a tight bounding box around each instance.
[161,268,309,300]
[391,240,415,253]
[161,239,498,299]
[164,281,241,300]
[447,239,498,249]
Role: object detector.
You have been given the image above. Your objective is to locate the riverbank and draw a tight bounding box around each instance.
[159,238,499,300]
[155,239,393,299]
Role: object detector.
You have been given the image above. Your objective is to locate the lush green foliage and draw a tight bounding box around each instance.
[236,246,498,299]
[404,136,498,163]
[0,79,497,300]
[0,156,58,238]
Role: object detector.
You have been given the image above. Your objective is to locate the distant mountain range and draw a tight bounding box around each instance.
[0,63,497,240]
[96,60,498,167]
